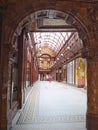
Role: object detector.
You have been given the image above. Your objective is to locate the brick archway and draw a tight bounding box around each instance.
[2,1,91,48]
[1,1,98,130]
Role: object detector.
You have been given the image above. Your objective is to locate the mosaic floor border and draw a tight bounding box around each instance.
[18,115,85,124]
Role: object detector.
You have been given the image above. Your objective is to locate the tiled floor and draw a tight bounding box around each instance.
[11,81,87,130]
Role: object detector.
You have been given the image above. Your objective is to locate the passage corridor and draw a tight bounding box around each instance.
[12,81,87,130]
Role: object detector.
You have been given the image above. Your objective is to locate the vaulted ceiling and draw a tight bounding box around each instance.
[33,32,72,57]
[23,9,83,71]
[28,10,83,70]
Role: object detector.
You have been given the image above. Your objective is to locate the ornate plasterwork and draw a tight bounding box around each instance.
[37,46,56,57]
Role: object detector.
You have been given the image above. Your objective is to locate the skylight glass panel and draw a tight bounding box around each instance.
[33,32,72,55]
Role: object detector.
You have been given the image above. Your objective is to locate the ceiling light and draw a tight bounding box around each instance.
[67,46,70,50]
[61,53,63,56]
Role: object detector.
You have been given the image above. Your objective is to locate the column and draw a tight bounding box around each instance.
[0,45,10,130]
[30,53,33,85]
[32,58,38,82]
[74,60,76,85]
[86,59,98,130]
[0,11,10,130]
[18,28,25,108]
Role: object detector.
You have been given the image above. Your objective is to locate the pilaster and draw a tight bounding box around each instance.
[86,47,98,130]
[18,29,25,108]
[0,44,10,130]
